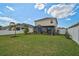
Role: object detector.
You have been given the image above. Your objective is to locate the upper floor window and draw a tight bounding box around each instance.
[50,20,53,23]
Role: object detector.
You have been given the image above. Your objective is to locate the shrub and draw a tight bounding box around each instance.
[24,27,29,34]
[65,29,71,39]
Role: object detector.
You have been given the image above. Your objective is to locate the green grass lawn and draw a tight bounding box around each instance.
[0,34,79,56]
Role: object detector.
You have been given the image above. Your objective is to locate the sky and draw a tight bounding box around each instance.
[0,3,79,28]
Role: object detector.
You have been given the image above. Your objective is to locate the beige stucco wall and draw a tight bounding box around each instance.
[28,27,34,33]
[35,18,57,26]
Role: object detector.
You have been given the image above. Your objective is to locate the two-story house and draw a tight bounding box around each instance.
[34,17,58,35]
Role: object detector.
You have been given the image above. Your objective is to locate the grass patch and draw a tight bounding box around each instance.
[0,34,79,56]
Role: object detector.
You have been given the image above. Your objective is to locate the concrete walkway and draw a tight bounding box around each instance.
[0,30,23,35]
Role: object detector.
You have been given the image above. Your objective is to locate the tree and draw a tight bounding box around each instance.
[24,27,29,34]
[9,22,16,37]
[65,29,71,39]
[23,23,29,34]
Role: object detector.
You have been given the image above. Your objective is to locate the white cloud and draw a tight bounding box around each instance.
[65,18,71,20]
[0,16,16,22]
[0,16,18,26]
[1,17,33,25]
[47,4,77,19]
[74,6,79,11]
[6,6,15,11]
[69,12,77,16]
[27,18,31,20]
[35,3,45,10]
[44,8,47,13]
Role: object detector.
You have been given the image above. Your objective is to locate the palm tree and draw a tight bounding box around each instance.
[9,22,16,37]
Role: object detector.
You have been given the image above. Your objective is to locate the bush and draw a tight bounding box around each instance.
[65,29,71,39]
[24,27,29,34]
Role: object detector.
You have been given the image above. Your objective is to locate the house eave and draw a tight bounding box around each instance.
[35,17,58,24]
[68,22,79,29]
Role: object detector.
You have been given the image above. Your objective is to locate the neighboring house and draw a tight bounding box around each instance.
[57,27,66,34]
[34,17,58,35]
[0,26,2,30]
[68,22,79,44]
[9,23,34,33]
[28,25,34,33]
[1,26,9,30]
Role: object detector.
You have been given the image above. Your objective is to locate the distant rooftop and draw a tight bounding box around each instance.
[57,27,66,29]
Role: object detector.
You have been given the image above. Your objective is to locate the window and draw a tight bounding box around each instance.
[50,20,53,23]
